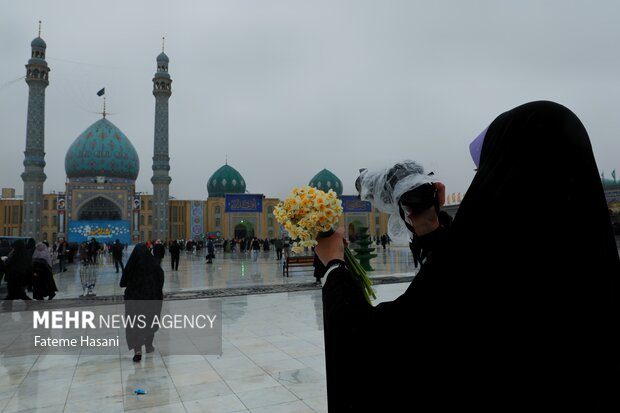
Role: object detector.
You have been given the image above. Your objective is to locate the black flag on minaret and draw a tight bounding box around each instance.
[96,88,105,96]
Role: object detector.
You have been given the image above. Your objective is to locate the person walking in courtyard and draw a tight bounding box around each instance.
[57,239,68,272]
[88,237,99,264]
[169,240,181,270]
[274,238,283,260]
[312,251,326,284]
[120,244,164,362]
[2,240,32,310]
[31,242,57,300]
[206,239,214,264]
[112,239,125,274]
[315,101,620,411]
[380,234,387,250]
[251,237,261,261]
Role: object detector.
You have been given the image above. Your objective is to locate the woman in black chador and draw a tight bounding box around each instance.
[316,101,620,412]
[120,244,164,362]
[32,242,57,300]
[2,240,32,310]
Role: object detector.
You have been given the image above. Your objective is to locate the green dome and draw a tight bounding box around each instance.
[157,52,169,63]
[65,117,140,181]
[207,164,246,197]
[309,168,343,196]
[31,37,46,49]
[155,52,170,79]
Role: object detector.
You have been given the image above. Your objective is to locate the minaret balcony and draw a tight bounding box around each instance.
[151,176,172,185]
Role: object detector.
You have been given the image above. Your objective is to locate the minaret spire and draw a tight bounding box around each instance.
[151,42,172,241]
[162,36,165,52]
[22,23,50,240]
[102,96,106,118]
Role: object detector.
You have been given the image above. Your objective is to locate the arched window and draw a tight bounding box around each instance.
[78,197,122,221]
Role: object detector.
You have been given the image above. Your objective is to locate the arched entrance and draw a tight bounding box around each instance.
[234,220,255,239]
[78,197,122,221]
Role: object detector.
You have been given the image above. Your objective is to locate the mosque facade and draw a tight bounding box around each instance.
[4,32,616,244]
[1,32,396,245]
[1,165,394,244]
[62,117,140,244]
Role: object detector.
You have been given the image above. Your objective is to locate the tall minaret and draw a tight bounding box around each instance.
[22,21,50,240]
[151,38,172,241]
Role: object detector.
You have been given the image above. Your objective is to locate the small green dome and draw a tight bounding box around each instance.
[155,52,170,79]
[207,164,246,197]
[31,37,46,49]
[157,52,169,63]
[65,117,140,181]
[309,168,343,196]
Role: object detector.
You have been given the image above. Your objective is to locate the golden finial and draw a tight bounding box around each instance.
[38,20,42,37]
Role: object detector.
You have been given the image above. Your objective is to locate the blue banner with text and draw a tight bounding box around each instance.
[341,196,372,212]
[68,220,131,244]
[225,194,263,213]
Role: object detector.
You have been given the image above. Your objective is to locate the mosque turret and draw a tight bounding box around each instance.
[151,37,172,241]
[22,21,50,240]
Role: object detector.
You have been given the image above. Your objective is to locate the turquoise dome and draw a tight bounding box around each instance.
[207,164,246,197]
[309,168,343,196]
[65,117,140,181]
[31,37,46,48]
[155,52,170,79]
[157,52,169,63]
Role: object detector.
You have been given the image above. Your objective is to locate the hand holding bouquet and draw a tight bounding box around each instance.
[273,185,375,304]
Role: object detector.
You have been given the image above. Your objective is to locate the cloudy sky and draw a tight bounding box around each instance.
[1,0,619,201]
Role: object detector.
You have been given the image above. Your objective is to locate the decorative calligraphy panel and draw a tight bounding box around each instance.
[341,196,372,212]
[225,194,263,213]
[191,200,204,239]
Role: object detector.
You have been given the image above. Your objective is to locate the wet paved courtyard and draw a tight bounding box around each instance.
[0,246,414,412]
[49,245,419,299]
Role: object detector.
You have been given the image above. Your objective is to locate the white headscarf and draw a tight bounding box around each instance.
[32,242,52,267]
[356,160,435,242]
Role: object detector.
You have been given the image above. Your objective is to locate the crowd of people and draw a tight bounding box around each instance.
[0,231,396,313]
[1,239,58,310]
[133,237,295,269]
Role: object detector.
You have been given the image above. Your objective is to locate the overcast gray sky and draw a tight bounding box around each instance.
[1,0,619,201]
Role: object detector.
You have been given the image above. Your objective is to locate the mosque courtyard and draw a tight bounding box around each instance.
[0,246,416,413]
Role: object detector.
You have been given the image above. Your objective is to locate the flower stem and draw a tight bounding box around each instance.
[343,246,376,304]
